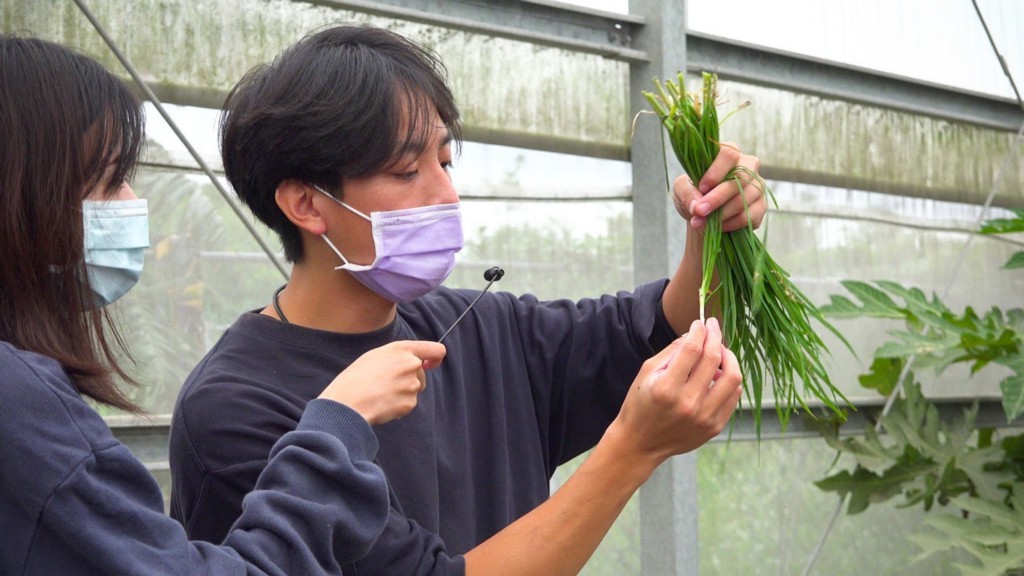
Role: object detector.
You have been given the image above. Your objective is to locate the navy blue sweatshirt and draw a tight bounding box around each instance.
[0,340,389,575]
[170,281,674,574]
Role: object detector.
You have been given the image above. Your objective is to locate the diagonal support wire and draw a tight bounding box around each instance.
[72,0,290,281]
[802,3,1024,574]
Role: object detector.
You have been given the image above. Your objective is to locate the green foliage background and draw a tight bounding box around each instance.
[813,211,1024,575]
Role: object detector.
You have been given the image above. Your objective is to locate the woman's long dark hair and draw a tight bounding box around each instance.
[0,36,146,412]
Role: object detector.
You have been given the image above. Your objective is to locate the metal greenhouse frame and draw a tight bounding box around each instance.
[8,0,1021,574]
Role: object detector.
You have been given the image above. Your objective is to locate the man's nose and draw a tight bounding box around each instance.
[433,168,459,205]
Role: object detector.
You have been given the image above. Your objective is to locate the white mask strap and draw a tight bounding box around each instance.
[312,184,371,221]
[320,234,351,269]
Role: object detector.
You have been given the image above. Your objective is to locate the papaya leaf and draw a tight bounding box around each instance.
[908,525,960,560]
[959,328,1021,374]
[820,248,1023,574]
[876,331,961,359]
[816,462,932,515]
[994,354,1024,422]
[884,387,974,464]
[957,446,1014,502]
[977,427,995,449]
[979,209,1024,234]
[874,279,916,300]
[909,305,964,335]
[1007,309,1024,333]
[949,491,1024,532]
[859,357,905,396]
[819,294,870,319]
[1004,251,1024,269]
[826,424,903,472]
[839,280,905,316]
[999,433,1024,480]
[914,506,1024,576]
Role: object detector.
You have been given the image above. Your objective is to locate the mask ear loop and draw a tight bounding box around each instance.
[312,184,372,220]
[313,183,373,271]
[321,234,352,270]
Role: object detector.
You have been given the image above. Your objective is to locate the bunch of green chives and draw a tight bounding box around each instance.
[643,72,850,436]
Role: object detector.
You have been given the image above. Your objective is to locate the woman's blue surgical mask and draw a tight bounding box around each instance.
[314,185,463,303]
[82,199,150,307]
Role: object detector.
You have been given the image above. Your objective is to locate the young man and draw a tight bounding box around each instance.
[169,25,763,574]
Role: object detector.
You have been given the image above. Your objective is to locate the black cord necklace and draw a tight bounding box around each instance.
[272,284,289,323]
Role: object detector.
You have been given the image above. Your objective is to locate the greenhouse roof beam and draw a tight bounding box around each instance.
[308,0,648,62]
[687,31,1024,133]
[313,1,1022,132]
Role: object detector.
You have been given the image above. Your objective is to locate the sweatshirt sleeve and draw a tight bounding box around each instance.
[47,400,386,575]
[346,506,467,574]
[218,399,391,571]
[0,345,389,576]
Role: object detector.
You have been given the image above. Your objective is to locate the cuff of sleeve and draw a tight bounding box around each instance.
[297,399,379,462]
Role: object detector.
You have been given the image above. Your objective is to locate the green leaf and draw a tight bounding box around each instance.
[1007,309,1024,333]
[957,446,1015,502]
[995,354,1024,422]
[908,529,958,561]
[858,357,905,395]
[839,280,906,317]
[915,504,1024,576]
[820,295,872,319]
[976,427,994,449]
[1000,372,1024,422]
[1003,251,1024,269]
[948,493,1024,531]
[815,463,928,515]
[874,279,915,300]
[876,331,961,359]
[959,328,1021,374]
[841,421,919,472]
[980,210,1024,235]
[1000,434,1024,478]
[827,426,903,472]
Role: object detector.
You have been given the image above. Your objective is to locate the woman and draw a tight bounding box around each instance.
[0,35,445,575]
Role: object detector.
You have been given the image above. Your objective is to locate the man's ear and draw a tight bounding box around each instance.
[276,180,328,236]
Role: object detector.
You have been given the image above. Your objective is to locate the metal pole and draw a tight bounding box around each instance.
[629,1,698,574]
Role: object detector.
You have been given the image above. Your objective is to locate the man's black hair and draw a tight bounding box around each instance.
[220,24,462,262]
